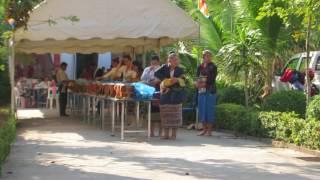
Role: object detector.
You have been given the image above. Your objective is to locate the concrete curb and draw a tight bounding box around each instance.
[213,129,320,157]
[272,140,320,157]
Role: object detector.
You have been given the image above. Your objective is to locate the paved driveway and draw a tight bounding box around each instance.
[1,113,320,180]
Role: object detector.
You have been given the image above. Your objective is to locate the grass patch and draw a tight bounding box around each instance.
[0,106,16,175]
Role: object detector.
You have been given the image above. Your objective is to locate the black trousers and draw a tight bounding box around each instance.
[59,92,68,116]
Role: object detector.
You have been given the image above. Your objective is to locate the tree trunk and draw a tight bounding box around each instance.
[9,32,15,114]
[244,69,249,107]
[305,14,312,104]
[261,58,273,99]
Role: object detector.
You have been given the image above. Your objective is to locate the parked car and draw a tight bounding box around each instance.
[273,51,320,92]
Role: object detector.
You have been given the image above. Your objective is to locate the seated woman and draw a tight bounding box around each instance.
[119,55,138,82]
[154,52,186,140]
[98,55,137,82]
[35,77,50,89]
[79,63,96,80]
[97,57,120,81]
[35,77,50,106]
[132,61,143,81]
[107,57,120,73]
[94,67,105,80]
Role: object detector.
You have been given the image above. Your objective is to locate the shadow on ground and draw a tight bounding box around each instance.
[2,115,320,180]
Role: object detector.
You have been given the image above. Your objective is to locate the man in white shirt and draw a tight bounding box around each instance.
[141,55,160,86]
[141,55,161,137]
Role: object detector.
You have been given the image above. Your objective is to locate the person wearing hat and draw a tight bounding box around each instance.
[195,50,218,136]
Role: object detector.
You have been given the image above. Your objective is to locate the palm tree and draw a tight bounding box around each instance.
[243,0,285,98]
[218,27,264,107]
[173,0,238,53]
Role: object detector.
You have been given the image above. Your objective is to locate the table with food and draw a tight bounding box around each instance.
[67,79,156,140]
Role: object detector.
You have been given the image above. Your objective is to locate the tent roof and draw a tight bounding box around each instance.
[15,0,199,54]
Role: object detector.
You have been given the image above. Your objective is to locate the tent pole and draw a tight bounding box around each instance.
[195,12,201,129]
[142,46,146,68]
[132,47,135,61]
[142,38,147,68]
[9,32,16,114]
[156,39,161,60]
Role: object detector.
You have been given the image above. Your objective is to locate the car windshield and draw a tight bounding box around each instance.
[316,56,320,71]
[300,56,313,71]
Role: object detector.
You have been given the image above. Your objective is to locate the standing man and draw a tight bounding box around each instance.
[141,55,161,86]
[56,62,69,117]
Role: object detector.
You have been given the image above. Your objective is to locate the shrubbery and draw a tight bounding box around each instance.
[0,83,10,106]
[217,85,245,105]
[0,48,10,104]
[0,114,16,174]
[258,111,305,143]
[262,90,306,117]
[216,103,247,130]
[216,103,264,137]
[298,119,320,150]
[216,80,228,90]
[306,95,320,120]
[216,103,320,150]
[0,61,10,106]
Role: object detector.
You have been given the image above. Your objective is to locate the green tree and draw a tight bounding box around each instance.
[172,0,240,52]
[243,0,285,99]
[4,0,44,28]
[258,0,320,104]
[218,27,264,107]
[0,0,45,107]
[0,0,11,104]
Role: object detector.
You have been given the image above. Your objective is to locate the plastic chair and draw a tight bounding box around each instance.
[14,87,21,108]
[182,92,198,127]
[46,87,59,110]
[182,93,197,113]
[34,88,47,108]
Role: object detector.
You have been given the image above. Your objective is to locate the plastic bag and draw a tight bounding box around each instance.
[132,82,156,100]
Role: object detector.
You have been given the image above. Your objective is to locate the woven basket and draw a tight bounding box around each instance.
[160,104,182,128]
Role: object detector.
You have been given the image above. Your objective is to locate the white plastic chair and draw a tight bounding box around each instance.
[46,87,59,110]
[14,87,21,108]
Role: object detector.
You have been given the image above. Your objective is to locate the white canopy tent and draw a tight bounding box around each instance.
[14,0,199,54]
[10,0,199,111]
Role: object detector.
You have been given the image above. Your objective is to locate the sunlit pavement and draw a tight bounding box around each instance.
[2,109,320,180]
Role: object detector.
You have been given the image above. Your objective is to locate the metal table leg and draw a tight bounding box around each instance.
[77,94,81,116]
[116,102,119,121]
[148,101,151,140]
[76,94,80,116]
[136,101,140,129]
[82,95,87,122]
[72,93,75,115]
[87,96,91,124]
[93,97,96,126]
[121,101,125,140]
[101,98,105,130]
[111,101,115,136]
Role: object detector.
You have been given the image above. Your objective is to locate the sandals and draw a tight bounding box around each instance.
[197,130,207,136]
